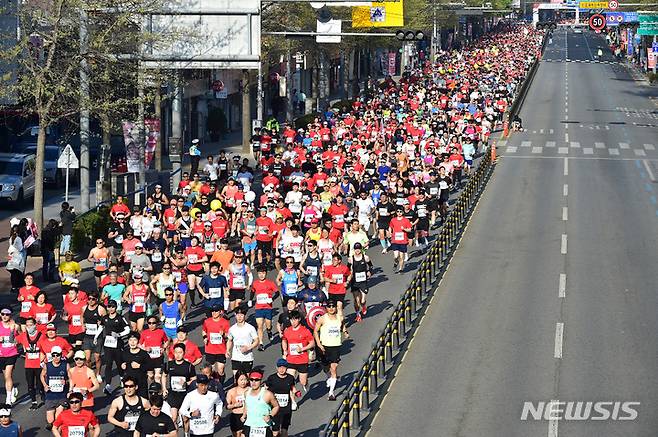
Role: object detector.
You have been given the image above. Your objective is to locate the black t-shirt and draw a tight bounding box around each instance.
[265,373,296,412]
[122,348,150,386]
[165,360,196,392]
[135,411,176,435]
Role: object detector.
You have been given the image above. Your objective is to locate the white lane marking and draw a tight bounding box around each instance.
[559,273,567,298]
[583,147,593,155]
[554,323,564,358]
[558,147,569,154]
[644,143,655,150]
[561,234,568,254]
[643,159,656,182]
[570,141,580,148]
[548,399,560,437]
[550,129,554,134]
[506,146,518,153]
[532,146,543,154]
[498,140,507,147]
[533,130,537,134]
[595,142,605,149]
[634,149,646,156]
[563,158,569,176]
[595,125,600,130]
[605,125,610,130]
[619,142,630,149]
[565,132,569,142]
[546,141,556,148]
[562,207,568,221]
[609,148,620,155]
[565,114,569,120]
[540,129,544,134]
[563,184,568,196]
[521,140,532,148]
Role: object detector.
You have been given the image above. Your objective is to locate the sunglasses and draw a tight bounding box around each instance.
[74,357,85,361]
[68,400,81,404]
[165,293,174,297]
[96,241,104,244]
[123,384,136,388]
[0,415,8,418]
[249,378,261,382]
[51,353,61,356]
[147,321,158,325]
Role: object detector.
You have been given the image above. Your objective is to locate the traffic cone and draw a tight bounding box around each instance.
[491,141,497,161]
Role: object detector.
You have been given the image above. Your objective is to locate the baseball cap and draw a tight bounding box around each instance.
[135,243,143,249]
[0,308,11,315]
[354,242,363,250]
[276,358,289,368]
[249,371,264,379]
[148,382,162,393]
[196,374,210,384]
[46,323,57,331]
[211,305,224,313]
[51,345,63,354]
[74,350,86,360]
[107,300,118,308]
[177,325,188,333]
[132,271,143,279]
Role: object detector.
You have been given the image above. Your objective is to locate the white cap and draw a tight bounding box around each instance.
[0,408,10,416]
[192,138,199,144]
[74,350,86,360]
[51,346,63,354]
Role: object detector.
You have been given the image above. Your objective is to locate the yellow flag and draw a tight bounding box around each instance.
[352,1,404,28]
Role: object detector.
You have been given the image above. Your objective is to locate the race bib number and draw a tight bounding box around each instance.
[173,271,182,282]
[85,323,99,335]
[285,283,298,295]
[256,294,271,305]
[164,317,177,329]
[104,335,118,348]
[125,412,140,431]
[149,346,162,359]
[289,343,303,356]
[334,215,344,223]
[192,416,209,428]
[355,272,367,282]
[188,254,198,263]
[275,393,289,407]
[114,234,124,244]
[429,187,438,195]
[307,266,318,277]
[67,426,86,437]
[36,313,49,324]
[125,251,135,262]
[332,274,344,285]
[27,352,40,360]
[232,276,246,289]
[210,332,223,345]
[71,315,82,327]
[170,376,186,392]
[204,243,215,253]
[21,301,32,313]
[394,232,404,241]
[209,287,222,299]
[249,427,267,437]
[327,326,341,338]
[152,251,162,262]
[49,377,65,393]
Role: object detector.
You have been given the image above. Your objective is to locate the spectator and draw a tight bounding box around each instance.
[58,202,75,256]
[41,219,60,282]
[6,226,26,293]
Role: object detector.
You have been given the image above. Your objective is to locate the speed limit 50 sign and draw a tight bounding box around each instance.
[589,14,606,31]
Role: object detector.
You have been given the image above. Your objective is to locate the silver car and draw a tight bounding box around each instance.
[24,145,77,187]
[0,153,36,203]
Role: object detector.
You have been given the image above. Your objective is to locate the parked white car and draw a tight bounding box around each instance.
[0,153,36,203]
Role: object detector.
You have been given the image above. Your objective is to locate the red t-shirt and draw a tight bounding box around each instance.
[185,246,206,272]
[328,204,349,230]
[202,317,231,355]
[252,279,277,309]
[323,264,351,295]
[53,408,99,437]
[64,300,86,335]
[38,336,73,362]
[30,303,56,332]
[255,217,274,242]
[110,203,130,218]
[17,331,43,368]
[283,325,314,364]
[18,285,41,318]
[139,329,168,360]
[167,339,202,363]
[389,217,413,244]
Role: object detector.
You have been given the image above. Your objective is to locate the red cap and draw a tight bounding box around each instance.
[248,371,264,379]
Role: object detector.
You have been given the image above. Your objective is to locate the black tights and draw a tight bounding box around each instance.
[104,347,124,386]
[25,367,44,402]
[9,269,24,290]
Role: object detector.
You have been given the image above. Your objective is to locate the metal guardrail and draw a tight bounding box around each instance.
[318,153,496,437]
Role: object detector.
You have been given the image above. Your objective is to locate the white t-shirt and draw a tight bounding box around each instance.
[204,163,219,181]
[285,191,303,214]
[228,323,258,362]
[179,389,223,435]
[355,197,375,221]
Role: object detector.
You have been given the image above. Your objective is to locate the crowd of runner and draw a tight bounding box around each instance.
[0,22,543,437]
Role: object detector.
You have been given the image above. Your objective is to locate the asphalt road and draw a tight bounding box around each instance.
[367,27,658,437]
[2,166,477,436]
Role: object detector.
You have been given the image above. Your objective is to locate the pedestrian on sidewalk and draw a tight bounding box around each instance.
[58,202,75,256]
[6,226,26,293]
[41,219,60,282]
[189,139,202,176]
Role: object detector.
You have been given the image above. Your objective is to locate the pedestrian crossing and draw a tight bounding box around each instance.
[542,59,620,65]
[498,140,657,157]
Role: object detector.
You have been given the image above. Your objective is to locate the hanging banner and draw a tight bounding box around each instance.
[649,49,657,70]
[352,0,404,28]
[144,119,160,168]
[388,52,396,76]
[627,28,633,55]
[122,121,140,173]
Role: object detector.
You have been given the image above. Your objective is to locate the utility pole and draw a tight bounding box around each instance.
[137,69,146,205]
[432,0,437,61]
[79,7,90,211]
[154,83,162,171]
[286,45,293,122]
[257,62,264,123]
[242,69,251,151]
[171,79,182,191]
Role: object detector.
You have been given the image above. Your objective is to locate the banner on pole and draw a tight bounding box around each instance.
[352,1,404,28]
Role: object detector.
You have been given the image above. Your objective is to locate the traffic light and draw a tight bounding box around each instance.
[395,30,425,41]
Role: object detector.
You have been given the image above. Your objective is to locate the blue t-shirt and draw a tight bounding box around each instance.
[200,274,228,308]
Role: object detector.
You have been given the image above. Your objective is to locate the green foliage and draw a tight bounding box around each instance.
[294,112,321,129]
[331,99,354,109]
[648,72,657,84]
[71,206,113,253]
